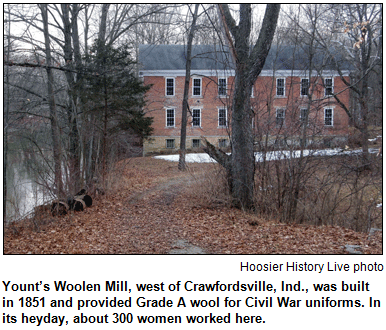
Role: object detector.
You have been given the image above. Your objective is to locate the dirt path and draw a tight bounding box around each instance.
[123,169,208,254]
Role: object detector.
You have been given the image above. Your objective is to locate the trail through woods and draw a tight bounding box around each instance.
[4,158,382,254]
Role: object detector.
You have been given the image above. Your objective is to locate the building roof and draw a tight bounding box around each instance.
[139,44,233,71]
[138,44,352,72]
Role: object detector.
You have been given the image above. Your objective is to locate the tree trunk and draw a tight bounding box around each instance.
[178,4,199,171]
[61,4,81,194]
[217,4,280,209]
[102,80,108,188]
[4,6,11,221]
[40,4,64,198]
[230,68,255,208]
[98,4,110,47]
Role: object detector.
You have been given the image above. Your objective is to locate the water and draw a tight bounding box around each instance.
[5,151,51,223]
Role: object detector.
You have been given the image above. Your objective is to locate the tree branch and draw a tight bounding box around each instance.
[248,4,281,82]
[4,60,79,74]
[217,4,237,63]
[218,4,238,37]
[202,137,231,170]
[5,81,67,109]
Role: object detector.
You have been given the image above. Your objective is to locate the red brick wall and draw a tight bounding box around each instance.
[144,75,231,137]
[250,75,350,136]
[143,73,350,153]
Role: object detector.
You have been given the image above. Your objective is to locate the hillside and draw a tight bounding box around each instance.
[4,158,382,254]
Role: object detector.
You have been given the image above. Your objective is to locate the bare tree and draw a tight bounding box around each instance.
[178,4,200,171]
[39,4,64,198]
[4,5,12,221]
[206,4,281,209]
[5,4,184,197]
[301,4,382,163]
[248,4,382,229]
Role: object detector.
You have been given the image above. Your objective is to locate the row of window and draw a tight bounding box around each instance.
[274,78,333,97]
[276,108,334,127]
[166,108,227,128]
[165,77,334,97]
[166,107,334,128]
[166,77,227,97]
[165,138,228,149]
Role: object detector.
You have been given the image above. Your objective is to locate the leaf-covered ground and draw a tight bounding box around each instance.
[4,158,382,254]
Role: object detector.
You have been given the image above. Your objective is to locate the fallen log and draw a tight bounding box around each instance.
[72,198,86,211]
[50,190,93,216]
[68,189,93,210]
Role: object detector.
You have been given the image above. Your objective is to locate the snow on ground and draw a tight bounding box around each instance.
[155,153,216,163]
[154,148,370,163]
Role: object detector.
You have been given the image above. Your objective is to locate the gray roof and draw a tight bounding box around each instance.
[139,44,234,71]
[139,44,352,71]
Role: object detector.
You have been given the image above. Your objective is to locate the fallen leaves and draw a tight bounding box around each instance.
[3,157,383,255]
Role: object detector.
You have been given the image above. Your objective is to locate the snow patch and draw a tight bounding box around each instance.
[154,148,363,163]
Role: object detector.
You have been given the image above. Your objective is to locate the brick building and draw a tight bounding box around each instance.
[139,44,351,155]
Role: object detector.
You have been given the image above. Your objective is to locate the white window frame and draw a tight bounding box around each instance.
[166,139,175,149]
[218,77,227,97]
[165,77,175,96]
[324,108,334,126]
[300,78,309,96]
[165,108,175,127]
[191,108,201,127]
[276,108,285,126]
[251,85,254,98]
[192,77,202,97]
[218,107,227,127]
[324,78,334,97]
[276,78,285,97]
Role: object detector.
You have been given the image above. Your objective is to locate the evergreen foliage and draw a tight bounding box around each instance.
[82,41,153,139]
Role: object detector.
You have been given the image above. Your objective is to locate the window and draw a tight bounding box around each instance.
[276,78,285,96]
[219,139,227,148]
[192,108,201,127]
[300,108,308,124]
[325,78,333,96]
[166,108,175,127]
[192,78,201,96]
[166,139,175,149]
[324,108,333,126]
[276,108,285,126]
[166,78,175,96]
[218,78,227,96]
[218,108,227,127]
[301,78,309,96]
[192,139,200,148]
